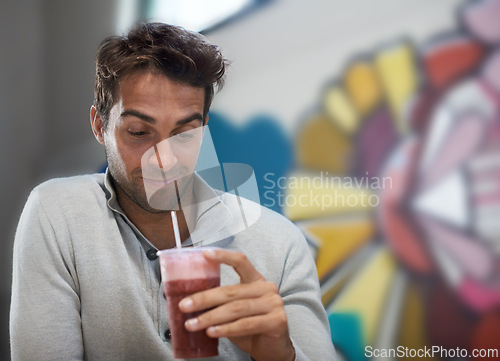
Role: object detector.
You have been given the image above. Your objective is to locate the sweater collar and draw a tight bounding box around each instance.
[103,169,233,247]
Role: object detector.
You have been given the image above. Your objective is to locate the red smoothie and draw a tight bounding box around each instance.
[166,277,220,358]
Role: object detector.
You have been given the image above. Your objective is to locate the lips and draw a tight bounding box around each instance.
[142,177,177,188]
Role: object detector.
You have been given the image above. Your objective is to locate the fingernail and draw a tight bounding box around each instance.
[207,326,218,336]
[185,318,198,330]
[180,298,193,310]
[204,249,216,257]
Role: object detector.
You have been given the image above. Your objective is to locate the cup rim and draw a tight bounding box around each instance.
[156,246,220,257]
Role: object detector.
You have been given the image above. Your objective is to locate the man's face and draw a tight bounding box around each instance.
[96,71,206,213]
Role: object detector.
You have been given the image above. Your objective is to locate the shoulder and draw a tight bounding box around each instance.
[34,173,106,198]
[35,173,105,193]
[15,174,109,253]
[30,173,108,213]
[218,190,305,243]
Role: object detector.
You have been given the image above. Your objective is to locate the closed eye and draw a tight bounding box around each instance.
[129,130,149,137]
[177,132,194,138]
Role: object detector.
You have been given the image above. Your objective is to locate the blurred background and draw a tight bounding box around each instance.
[2,0,500,360]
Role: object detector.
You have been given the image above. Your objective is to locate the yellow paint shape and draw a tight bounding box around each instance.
[345,62,381,116]
[324,86,359,134]
[328,247,397,345]
[375,43,417,135]
[306,219,375,280]
[282,172,375,221]
[398,282,436,360]
[296,114,353,174]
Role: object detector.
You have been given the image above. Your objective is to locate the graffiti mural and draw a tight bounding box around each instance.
[284,0,500,360]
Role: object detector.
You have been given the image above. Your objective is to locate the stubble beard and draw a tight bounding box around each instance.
[105,149,194,214]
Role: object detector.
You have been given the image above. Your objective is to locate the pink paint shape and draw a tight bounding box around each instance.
[482,50,500,95]
[459,277,500,312]
[473,188,500,205]
[469,120,500,205]
[462,0,500,44]
[417,215,493,281]
[379,139,433,273]
[471,162,500,205]
[421,112,485,190]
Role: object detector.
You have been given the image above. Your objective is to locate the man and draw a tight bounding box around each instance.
[10,23,336,361]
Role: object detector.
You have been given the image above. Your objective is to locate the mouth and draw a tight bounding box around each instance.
[142,177,177,188]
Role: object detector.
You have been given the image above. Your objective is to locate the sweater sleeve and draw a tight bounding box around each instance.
[280,227,337,361]
[10,189,84,361]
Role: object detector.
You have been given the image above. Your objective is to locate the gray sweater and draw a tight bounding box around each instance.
[10,173,336,361]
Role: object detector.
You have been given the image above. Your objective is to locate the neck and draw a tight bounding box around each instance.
[113,182,191,250]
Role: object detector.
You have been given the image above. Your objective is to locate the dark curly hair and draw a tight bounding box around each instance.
[94,22,228,128]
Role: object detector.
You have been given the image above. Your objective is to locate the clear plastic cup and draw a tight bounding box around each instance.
[158,247,221,358]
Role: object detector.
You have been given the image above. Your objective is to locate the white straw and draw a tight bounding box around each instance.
[170,211,182,249]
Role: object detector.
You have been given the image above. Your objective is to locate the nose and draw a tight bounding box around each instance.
[149,138,178,173]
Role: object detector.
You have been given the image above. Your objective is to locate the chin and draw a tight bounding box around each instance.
[145,189,180,211]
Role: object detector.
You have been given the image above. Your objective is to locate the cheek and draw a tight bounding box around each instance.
[105,136,143,173]
[177,146,201,169]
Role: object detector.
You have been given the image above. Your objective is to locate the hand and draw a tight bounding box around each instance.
[178,249,295,361]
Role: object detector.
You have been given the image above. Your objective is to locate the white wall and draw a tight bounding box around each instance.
[207,0,464,133]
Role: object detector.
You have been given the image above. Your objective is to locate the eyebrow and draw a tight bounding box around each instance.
[120,109,204,125]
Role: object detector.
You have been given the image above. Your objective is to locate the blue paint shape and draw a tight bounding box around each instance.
[329,312,366,361]
[208,112,294,213]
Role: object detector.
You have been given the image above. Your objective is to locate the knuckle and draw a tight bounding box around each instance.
[264,281,279,294]
[240,317,256,332]
[274,308,288,327]
[234,252,248,264]
[192,291,207,305]
[230,299,250,315]
[223,285,239,299]
[270,293,284,308]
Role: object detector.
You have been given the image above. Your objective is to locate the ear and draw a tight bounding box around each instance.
[203,114,209,126]
[90,105,105,145]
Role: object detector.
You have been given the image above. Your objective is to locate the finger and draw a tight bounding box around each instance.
[205,307,289,338]
[203,249,264,284]
[179,281,278,313]
[185,293,283,332]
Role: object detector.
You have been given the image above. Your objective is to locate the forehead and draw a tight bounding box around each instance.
[115,71,205,112]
